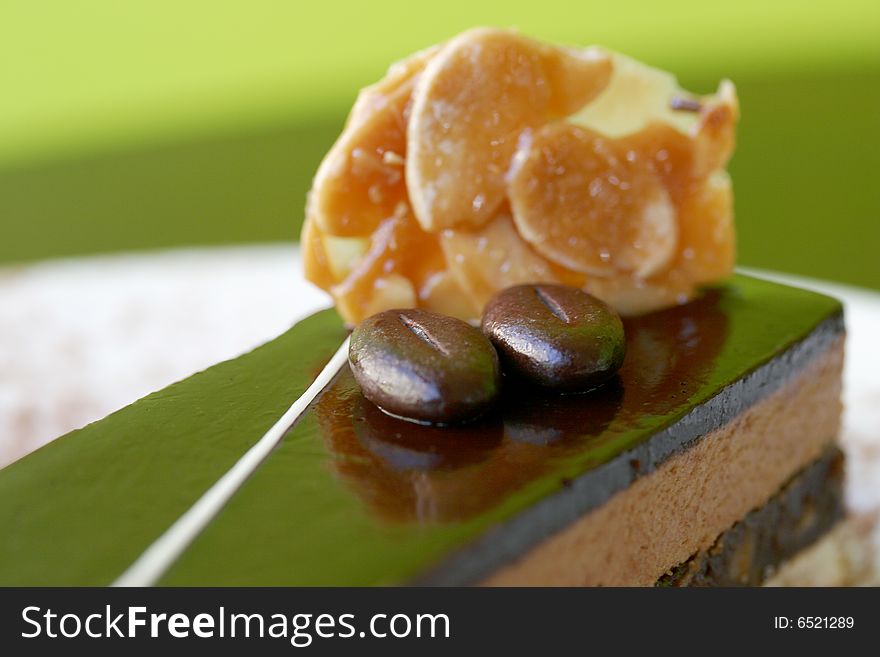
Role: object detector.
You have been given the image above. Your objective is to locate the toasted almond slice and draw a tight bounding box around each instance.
[675,171,735,284]
[347,45,441,132]
[440,213,560,311]
[582,275,693,317]
[301,215,337,289]
[301,212,371,288]
[571,52,697,138]
[407,28,612,232]
[338,272,418,324]
[509,123,678,278]
[322,234,371,281]
[331,219,401,324]
[310,80,413,237]
[419,270,480,321]
[576,173,733,316]
[330,207,444,325]
[570,53,738,176]
[310,47,442,238]
[692,80,739,177]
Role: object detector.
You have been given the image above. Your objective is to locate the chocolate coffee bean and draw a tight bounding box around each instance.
[481,284,625,391]
[349,308,501,424]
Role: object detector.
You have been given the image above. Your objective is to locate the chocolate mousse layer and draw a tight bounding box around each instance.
[479,334,843,585]
[658,445,845,587]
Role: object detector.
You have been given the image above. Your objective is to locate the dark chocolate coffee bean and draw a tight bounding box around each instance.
[349,308,501,424]
[481,284,625,391]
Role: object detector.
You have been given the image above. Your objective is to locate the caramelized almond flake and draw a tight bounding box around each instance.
[309,48,437,238]
[346,45,441,132]
[302,31,738,324]
[440,213,560,313]
[509,123,678,278]
[407,28,612,232]
[419,270,479,321]
[300,215,336,289]
[382,150,406,166]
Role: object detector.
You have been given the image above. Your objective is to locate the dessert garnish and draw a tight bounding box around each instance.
[303,27,739,325]
[348,308,500,424]
[481,284,625,391]
[348,283,626,423]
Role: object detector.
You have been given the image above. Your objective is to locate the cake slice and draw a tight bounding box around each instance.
[160,275,844,586]
[0,274,841,585]
[0,30,845,586]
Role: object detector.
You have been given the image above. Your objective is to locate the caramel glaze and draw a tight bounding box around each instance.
[315,289,728,524]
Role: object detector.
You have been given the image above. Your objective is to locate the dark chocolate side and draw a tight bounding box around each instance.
[413,312,844,585]
[658,445,845,587]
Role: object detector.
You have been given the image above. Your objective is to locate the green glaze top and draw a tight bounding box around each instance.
[0,275,842,585]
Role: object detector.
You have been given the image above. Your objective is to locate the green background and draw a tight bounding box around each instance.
[1,1,878,288]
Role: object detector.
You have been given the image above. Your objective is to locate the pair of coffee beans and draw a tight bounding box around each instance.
[348,284,626,425]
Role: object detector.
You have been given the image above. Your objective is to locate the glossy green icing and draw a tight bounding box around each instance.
[0,311,348,585]
[161,275,840,585]
[0,275,841,585]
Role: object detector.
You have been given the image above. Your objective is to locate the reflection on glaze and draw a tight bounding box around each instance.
[354,396,503,471]
[503,378,623,446]
[618,289,728,418]
[315,291,728,525]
